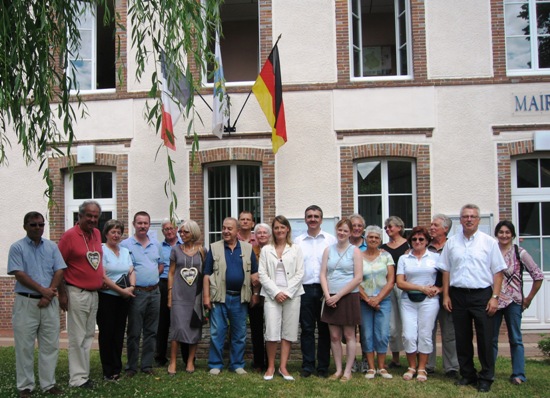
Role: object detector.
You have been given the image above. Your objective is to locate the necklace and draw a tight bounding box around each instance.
[180,247,198,286]
[79,225,101,270]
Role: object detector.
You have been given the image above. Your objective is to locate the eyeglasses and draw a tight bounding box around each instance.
[411,237,426,242]
[163,227,175,232]
[28,223,45,228]
[460,215,479,220]
[384,225,392,229]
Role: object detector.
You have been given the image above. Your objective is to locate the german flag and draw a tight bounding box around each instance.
[252,43,287,154]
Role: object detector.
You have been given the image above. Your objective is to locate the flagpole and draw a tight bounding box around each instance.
[231,34,282,131]
[231,90,252,130]
[197,91,213,112]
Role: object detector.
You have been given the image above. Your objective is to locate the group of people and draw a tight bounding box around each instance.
[8,202,544,396]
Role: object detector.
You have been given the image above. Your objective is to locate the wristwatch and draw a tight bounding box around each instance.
[491,294,499,300]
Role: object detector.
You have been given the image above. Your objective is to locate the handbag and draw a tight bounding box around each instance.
[407,290,427,303]
[115,274,130,289]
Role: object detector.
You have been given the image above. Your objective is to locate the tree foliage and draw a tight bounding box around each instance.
[0,0,221,218]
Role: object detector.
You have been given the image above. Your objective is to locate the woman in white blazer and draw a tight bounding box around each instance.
[259,215,305,381]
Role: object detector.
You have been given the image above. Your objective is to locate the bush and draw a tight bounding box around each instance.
[538,335,550,357]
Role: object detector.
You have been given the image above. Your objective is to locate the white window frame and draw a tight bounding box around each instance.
[353,158,417,241]
[505,0,550,76]
[68,2,116,94]
[202,0,260,87]
[203,163,263,246]
[349,0,413,81]
[64,169,117,230]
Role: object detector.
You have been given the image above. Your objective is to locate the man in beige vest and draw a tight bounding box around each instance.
[203,217,259,375]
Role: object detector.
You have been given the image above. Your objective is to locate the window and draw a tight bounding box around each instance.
[505,0,550,74]
[205,164,262,244]
[65,170,116,241]
[206,0,259,84]
[68,1,116,91]
[355,159,416,232]
[513,157,550,271]
[350,0,411,78]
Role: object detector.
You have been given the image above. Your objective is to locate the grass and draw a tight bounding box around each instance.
[0,347,549,398]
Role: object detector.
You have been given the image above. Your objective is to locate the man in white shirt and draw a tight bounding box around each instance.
[438,204,506,393]
[294,205,336,378]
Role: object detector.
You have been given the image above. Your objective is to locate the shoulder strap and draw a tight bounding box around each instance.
[514,244,524,275]
[198,246,206,263]
[514,244,525,304]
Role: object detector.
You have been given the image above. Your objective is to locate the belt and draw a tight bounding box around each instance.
[451,286,490,293]
[17,292,42,299]
[226,290,241,296]
[66,282,96,292]
[135,284,159,292]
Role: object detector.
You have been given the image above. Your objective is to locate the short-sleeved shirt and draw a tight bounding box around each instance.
[397,251,440,289]
[102,244,133,296]
[204,240,258,291]
[294,230,337,285]
[361,251,394,296]
[121,236,161,287]
[58,225,104,290]
[8,236,67,294]
[498,245,544,309]
[160,238,182,279]
[437,230,506,289]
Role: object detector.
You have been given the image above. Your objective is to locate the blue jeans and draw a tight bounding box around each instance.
[493,302,526,382]
[126,288,160,372]
[208,294,248,371]
[299,284,330,373]
[360,296,391,353]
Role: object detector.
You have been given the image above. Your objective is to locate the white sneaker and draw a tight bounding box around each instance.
[235,368,247,375]
[209,368,221,375]
[377,369,393,379]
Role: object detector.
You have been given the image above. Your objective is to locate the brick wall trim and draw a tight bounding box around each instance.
[340,143,431,227]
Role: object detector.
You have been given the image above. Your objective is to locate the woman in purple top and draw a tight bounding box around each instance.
[493,220,544,385]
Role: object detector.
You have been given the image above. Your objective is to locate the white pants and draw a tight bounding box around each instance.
[263,296,301,342]
[13,295,60,392]
[400,294,440,354]
[67,286,98,387]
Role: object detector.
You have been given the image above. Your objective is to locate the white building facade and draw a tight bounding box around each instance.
[0,0,549,329]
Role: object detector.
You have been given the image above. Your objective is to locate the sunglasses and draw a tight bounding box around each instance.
[411,237,426,242]
[28,223,45,228]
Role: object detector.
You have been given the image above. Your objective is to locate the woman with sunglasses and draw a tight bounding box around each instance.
[167,220,206,375]
[396,226,440,382]
[381,216,409,369]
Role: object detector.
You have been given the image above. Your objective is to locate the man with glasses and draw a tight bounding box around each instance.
[121,211,162,377]
[155,219,182,367]
[294,205,336,378]
[426,214,459,378]
[58,200,104,390]
[438,204,506,393]
[9,212,66,397]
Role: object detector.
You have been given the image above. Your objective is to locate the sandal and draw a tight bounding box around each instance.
[364,369,376,380]
[403,367,416,381]
[511,377,523,385]
[417,369,428,382]
[377,368,393,379]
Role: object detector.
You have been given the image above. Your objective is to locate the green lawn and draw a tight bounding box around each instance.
[0,347,548,397]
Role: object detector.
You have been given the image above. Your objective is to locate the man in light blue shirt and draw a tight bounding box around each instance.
[8,211,66,397]
[121,211,162,377]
